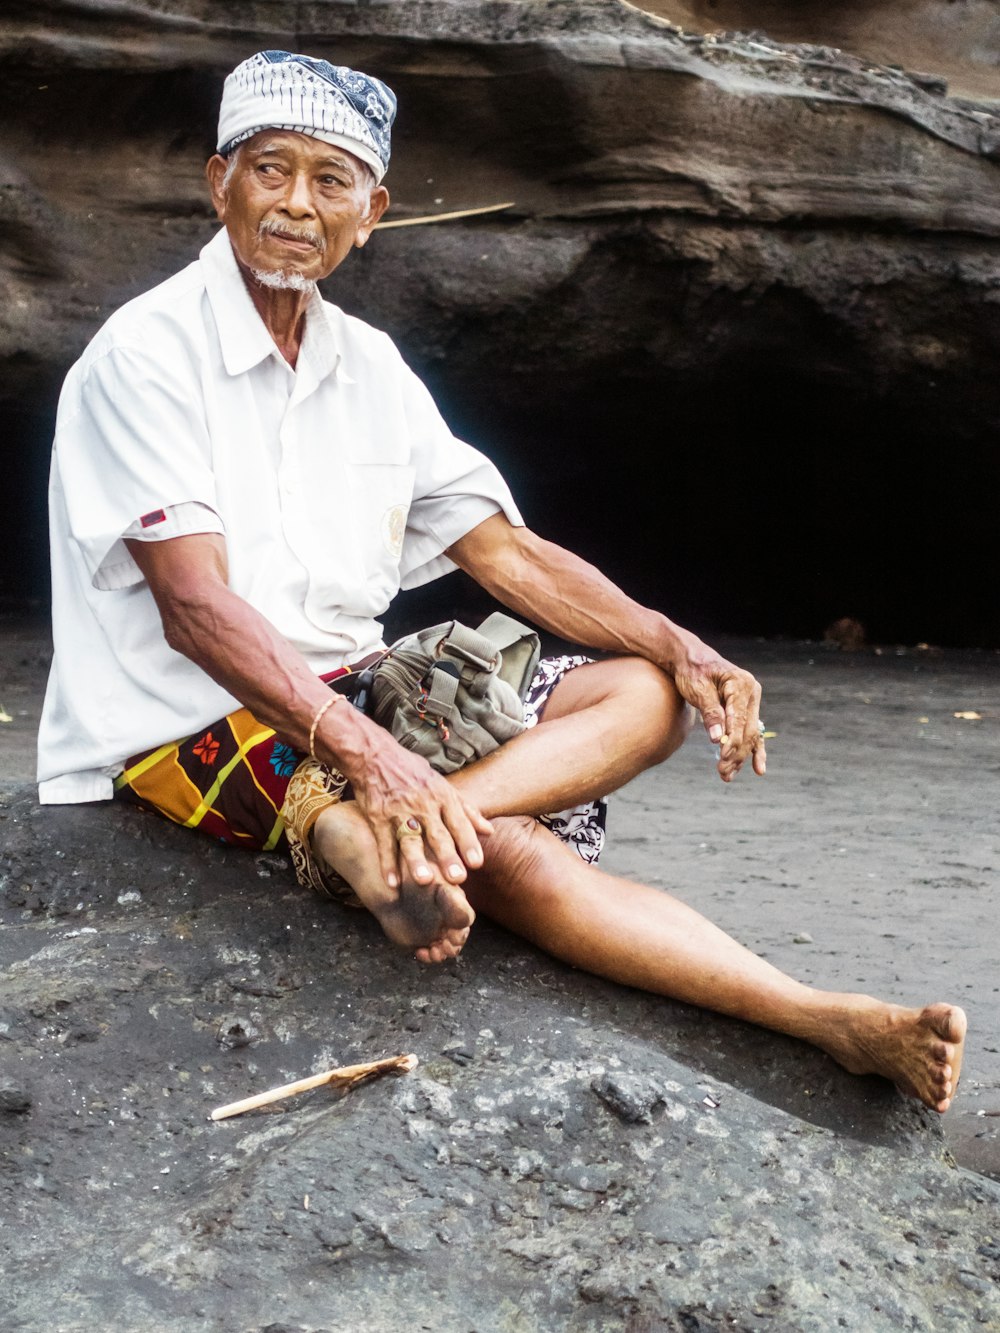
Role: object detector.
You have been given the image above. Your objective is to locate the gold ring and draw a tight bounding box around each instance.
[395,817,423,843]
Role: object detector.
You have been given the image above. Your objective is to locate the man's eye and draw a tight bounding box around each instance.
[320,175,348,187]
[257,163,282,176]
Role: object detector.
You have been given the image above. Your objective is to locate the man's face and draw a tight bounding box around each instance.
[206,130,389,286]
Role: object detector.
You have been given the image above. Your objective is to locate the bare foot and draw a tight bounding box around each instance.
[819,999,966,1113]
[312,802,475,962]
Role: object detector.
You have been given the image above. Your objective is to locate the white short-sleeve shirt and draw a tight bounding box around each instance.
[38,228,522,803]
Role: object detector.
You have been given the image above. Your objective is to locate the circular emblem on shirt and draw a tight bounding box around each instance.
[382,503,407,557]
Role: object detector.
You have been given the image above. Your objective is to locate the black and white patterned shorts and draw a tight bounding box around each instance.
[522,655,607,866]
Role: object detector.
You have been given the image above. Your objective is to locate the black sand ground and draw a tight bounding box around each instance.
[3,621,1000,1329]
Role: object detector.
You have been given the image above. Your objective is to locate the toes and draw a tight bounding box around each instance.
[925,1003,967,1045]
[434,883,475,930]
[413,926,469,966]
[415,940,461,966]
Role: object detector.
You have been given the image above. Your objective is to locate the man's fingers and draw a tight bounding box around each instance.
[674,655,764,784]
[449,796,494,869]
[464,801,494,840]
[395,827,437,885]
[371,820,402,890]
[699,702,727,744]
[419,816,467,884]
[717,729,767,783]
[721,679,749,748]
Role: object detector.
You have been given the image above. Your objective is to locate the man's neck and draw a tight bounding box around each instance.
[238,265,315,368]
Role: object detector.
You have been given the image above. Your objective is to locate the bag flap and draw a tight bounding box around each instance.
[475,612,541,701]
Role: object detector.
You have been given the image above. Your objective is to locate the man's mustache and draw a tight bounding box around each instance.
[257,219,326,253]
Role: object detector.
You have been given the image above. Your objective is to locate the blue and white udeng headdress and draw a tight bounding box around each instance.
[217,51,396,183]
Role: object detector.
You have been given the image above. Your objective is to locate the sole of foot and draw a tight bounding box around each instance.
[828,999,966,1114]
[312,801,475,962]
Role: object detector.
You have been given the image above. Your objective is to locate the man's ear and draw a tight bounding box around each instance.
[354,186,391,248]
[205,155,230,221]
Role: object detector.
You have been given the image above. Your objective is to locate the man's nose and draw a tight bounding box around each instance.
[280,171,317,216]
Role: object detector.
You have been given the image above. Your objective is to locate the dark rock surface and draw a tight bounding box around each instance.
[3,1,1000,643]
[2,784,998,1329]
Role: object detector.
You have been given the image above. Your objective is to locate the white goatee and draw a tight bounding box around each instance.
[249,268,317,293]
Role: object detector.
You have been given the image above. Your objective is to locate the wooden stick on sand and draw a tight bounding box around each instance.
[210,1052,418,1122]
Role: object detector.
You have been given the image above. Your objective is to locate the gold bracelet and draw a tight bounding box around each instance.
[308,694,341,760]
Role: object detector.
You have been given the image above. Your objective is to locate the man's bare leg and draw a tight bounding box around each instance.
[312,656,688,954]
[448,814,964,1114]
[451,656,692,818]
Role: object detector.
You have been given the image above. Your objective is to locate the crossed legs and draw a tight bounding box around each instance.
[311,656,687,955]
[309,657,965,1113]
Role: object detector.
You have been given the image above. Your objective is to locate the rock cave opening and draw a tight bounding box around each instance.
[411,362,998,650]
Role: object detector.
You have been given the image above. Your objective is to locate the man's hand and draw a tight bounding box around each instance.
[448,516,767,787]
[347,730,494,890]
[127,531,495,892]
[669,640,766,783]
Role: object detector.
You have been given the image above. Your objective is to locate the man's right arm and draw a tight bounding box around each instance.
[125,532,490,888]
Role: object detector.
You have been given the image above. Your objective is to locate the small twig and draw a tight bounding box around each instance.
[209,1052,418,1121]
[376,201,515,229]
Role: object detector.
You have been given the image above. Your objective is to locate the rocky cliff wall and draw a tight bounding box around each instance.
[3,2,999,642]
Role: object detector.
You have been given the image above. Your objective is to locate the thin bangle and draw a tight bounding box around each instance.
[308,694,341,760]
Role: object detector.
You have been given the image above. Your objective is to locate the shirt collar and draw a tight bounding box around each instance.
[200,228,351,384]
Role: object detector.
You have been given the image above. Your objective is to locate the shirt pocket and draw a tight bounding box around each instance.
[303,460,417,626]
[346,460,415,562]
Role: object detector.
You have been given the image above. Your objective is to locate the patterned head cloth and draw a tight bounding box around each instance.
[217,50,396,183]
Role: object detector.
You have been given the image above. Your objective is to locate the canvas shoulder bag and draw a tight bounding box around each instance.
[368,612,541,774]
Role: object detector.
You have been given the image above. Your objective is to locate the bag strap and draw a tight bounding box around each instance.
[475,612,541,701]
[422,661,460,720]
[438,622,500,673]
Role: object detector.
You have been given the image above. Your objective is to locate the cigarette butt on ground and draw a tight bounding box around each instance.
[210,1052,418,1122]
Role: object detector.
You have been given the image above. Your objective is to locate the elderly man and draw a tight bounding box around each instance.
[39,51,963,1112]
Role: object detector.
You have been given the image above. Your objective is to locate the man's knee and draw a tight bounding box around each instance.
[536,653,693,770]
[614,657,694,766]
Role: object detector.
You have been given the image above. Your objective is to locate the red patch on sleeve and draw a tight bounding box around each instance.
[140,509,167,529]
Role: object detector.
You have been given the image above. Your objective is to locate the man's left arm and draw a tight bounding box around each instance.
[447,514,765,783]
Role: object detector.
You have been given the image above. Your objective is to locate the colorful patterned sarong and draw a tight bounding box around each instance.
[112,662,365,850]
[114,655,608,864]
